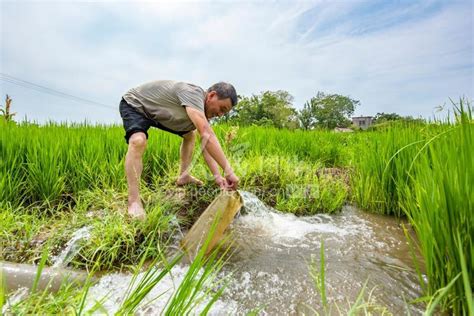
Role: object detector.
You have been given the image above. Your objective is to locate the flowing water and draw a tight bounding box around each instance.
[52,225,92,268]
[85,191,423,315]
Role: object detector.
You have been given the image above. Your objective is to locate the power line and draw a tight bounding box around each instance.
[0,73,116,110]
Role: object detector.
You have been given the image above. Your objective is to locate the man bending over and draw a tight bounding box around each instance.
[119,80,239,220]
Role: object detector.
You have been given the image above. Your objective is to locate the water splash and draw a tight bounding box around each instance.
[84,192,423,314]
[52,226,92,268]
[237,191,370,246]
[85,264,236,315]
[2,287,28,314]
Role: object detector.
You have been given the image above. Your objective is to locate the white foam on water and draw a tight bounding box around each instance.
[236,191,365,247]
[85,264,238,315]
[217,268,316,314]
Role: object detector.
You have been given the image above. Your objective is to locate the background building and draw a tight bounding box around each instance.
[352,116,374,130]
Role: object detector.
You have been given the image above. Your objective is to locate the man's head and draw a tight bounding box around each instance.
[204,82,237,119]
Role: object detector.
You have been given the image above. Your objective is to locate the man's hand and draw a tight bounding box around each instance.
[214,175,227,190]
[225,173,239,191]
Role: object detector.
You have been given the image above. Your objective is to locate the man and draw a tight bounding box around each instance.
[119,80,239,220]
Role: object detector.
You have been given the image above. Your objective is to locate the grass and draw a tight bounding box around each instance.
[308,240,392,315]
[351,99,473,314]
[0,121,352,269]
[397,102,473,314]
[1,102,472,313]
[2,217,229,315]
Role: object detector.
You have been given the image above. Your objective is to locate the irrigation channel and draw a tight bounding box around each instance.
[89,191,424,314]
[4,191,424,314]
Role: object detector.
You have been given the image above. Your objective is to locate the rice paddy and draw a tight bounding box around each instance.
[0,101,472,314]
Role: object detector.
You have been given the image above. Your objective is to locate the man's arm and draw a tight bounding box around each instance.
[185,107,238,189]
[185,107,232,173]
[202,147,227,189]
[202,147,220,177]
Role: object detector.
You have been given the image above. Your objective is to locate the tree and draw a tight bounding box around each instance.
[299,92,359,129]
[373,112,402,123]
[225,90,299,129]
[298,102,314,130]
[372,112,425,126]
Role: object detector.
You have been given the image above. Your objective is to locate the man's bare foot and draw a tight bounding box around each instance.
[176,174,204,186]
[128,202,146,221]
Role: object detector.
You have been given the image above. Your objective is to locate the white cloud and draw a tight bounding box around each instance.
[0,0,472,123]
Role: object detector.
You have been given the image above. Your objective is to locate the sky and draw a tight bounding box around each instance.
[0,0,473,124]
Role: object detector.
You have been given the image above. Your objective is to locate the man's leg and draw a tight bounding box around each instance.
[176,130,203,186]
[125,132,147,220]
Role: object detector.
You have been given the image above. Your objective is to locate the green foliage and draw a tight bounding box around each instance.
[0,123,181,208]
[228,90,299,129]
[298,103,313,130]
[351,122,427,216]
[298,91,359,130]
[3,225,227,315]
[276,175,348,215]
[370,112,426,130]
[310,240,327,310]
[373,112,402,123]
[308,243,391,315]
[237,155,348,214]
[2,103,472,313]
[163,216,228,315]
[398,103,473,314]
[351,99,473,314]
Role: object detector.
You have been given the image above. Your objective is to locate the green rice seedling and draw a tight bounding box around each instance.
[72,190,176,270]
[26,143,67,205]
[350,122,429,216]
[163,214,229,315]
[1,118,356,208]
[308,241,392,315]
[419,233,473,316]
[228,125,351,167]
[112,211,228,315]
[276,174,348,214]
[0,203,48,263]
[310,240,327,311]
[398,100,473,314]
[0,266,5,312]
[0,122,180,206]
[423,275,461,315]
[0,123,28,207]
[3,245,100,315]
[115,232,182,315]
[0,154,26,206]
[456,233,473,316]
[351,102,472,313]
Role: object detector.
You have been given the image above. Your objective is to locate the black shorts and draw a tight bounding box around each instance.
[119,98,191,143]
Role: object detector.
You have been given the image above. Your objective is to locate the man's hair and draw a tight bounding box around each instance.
[207,82,238,107]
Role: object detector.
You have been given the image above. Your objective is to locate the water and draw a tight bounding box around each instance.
[217,191,423,314]
[52,226,92,268]
[85,192,424,315]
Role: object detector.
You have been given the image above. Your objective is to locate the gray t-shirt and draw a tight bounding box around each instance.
[123,80,206,132]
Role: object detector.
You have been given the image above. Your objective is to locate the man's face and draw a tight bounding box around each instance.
[204,91,232,119]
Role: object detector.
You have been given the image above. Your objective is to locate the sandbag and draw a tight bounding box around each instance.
[181,190,243,260]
